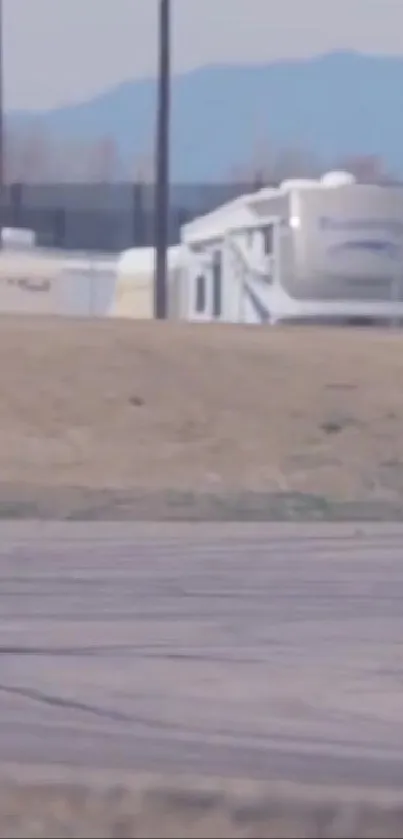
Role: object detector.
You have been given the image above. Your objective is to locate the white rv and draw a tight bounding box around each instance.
[180,172,403,325]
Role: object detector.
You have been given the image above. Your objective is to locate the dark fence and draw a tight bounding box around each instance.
[0,182,262,252]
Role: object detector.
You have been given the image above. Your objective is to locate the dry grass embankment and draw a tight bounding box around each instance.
[0,317,402,518]
[1,768,403,838]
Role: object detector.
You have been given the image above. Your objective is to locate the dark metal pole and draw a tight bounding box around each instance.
[0,0,4,248]
[0,0,4,191]
[154,0,171,319]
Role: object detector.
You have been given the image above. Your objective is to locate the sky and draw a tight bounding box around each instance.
[4,0,403,110]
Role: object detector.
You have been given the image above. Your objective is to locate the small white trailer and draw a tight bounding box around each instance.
[112,245,183,319]
[179,172,403,325]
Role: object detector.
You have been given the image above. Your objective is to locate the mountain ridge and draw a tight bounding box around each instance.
[7,50,403,181]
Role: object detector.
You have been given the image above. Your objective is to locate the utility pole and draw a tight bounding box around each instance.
[154,0,171,319]
[0,0,4,249]
[0,0,4,191]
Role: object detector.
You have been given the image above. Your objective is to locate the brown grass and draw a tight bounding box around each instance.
[1,769,403,837]
[0,316,403,516]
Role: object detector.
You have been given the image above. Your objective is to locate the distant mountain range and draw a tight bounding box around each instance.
[8,50,403,182]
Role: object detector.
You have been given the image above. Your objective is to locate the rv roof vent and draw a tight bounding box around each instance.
[321,170,356,187]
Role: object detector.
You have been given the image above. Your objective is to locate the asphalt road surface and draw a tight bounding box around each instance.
[1,522,403,789]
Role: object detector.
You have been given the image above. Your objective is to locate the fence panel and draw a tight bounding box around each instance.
[0,182,255,252]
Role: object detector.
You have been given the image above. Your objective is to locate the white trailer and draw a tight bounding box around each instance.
[0,245,118,317]
[112,245,183,319]
[179,172,403,325]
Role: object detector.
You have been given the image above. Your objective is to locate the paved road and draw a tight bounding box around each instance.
[1,522,403,788]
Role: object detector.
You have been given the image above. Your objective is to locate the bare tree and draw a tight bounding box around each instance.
[47,135,89,182]
[5,123,129,183]
[86,135,123,182]
[132,151,155,184]
[272,147,321,181]
[5,120,55,182]
[229,139,321,188]
[335,153,394,184]
[228,135,275,186]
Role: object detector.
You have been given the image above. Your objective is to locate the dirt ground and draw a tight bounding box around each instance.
[1,769,403,838]
[1,316,403,519]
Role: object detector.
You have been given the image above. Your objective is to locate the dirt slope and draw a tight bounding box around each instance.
[1,770,403,838]
[0,316,402,517]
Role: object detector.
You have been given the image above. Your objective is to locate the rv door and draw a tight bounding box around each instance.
[186,242,222,321]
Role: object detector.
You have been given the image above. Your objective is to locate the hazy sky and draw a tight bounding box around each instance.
[5,0,403,110]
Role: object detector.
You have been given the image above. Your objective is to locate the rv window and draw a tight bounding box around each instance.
[212,251,222,318]
[262,225,273,255]
[195,273,206,312]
